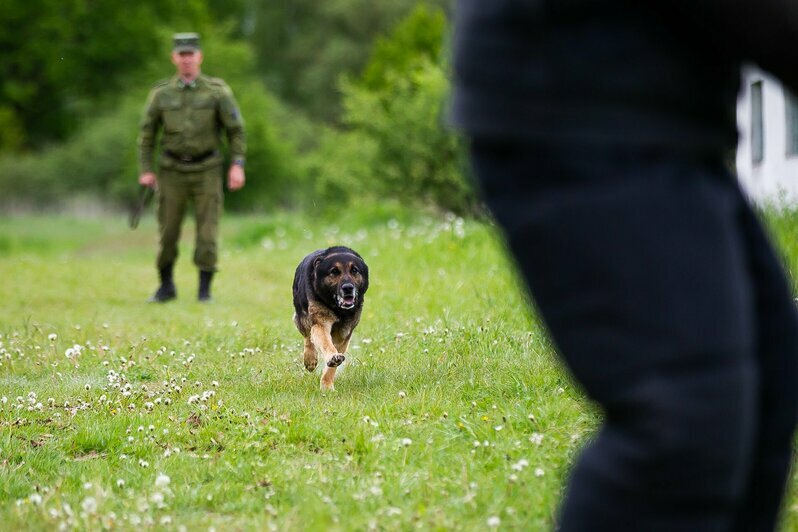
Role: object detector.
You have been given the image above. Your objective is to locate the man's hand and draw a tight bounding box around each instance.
[227,164,246,191]
[139,172,157,188]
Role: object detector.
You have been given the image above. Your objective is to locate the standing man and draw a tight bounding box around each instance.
[452,1,798,531]
[138,32,246,303]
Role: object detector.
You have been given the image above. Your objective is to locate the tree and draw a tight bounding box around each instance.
[249,0,449,121]
[0,0,250,151]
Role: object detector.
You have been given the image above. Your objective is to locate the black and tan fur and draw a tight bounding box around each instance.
[292,246,369,391]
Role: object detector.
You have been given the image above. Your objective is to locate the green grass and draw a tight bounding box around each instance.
[0,207,796,530]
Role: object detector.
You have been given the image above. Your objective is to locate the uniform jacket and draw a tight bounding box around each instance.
[138,74,246,173]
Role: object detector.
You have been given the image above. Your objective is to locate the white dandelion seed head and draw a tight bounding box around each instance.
[155,473,171,488]
[487,516,501,527]
[81,497,97,514]
[511,459,529,471]
[48,334,57,341]
[400,438,412,447]
[534,467,545,477]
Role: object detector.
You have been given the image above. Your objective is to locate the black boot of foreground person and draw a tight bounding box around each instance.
[148,264,176,303]
[198,270,214,302]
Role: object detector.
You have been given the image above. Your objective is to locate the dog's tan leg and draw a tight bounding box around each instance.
[334,334,352,355]
[303,337,318,372]
[311,324,344,391]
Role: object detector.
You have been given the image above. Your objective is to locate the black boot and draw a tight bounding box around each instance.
[148,265,176,303]
[198,270,214,302]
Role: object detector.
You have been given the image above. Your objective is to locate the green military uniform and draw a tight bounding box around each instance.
[138,36,245,279]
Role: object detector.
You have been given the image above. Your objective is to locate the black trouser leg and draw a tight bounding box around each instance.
[470,139,798,531]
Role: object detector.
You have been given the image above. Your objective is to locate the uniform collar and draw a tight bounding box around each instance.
[176,75,201,89]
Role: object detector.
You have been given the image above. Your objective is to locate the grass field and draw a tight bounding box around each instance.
[1,206,796,531]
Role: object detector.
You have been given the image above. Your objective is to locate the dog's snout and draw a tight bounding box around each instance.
[341,282,355,295]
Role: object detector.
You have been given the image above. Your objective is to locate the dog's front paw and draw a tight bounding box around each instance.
[327,354,345,367]
[304,358,318,372]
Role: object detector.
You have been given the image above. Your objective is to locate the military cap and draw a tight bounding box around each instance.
[173,33,201,52]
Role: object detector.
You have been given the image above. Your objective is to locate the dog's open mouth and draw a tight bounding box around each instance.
[336,293,356,309]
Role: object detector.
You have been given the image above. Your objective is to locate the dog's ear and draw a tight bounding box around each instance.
[311,255,324,281]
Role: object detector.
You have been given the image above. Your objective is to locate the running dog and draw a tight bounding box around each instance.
[292,246,369,391]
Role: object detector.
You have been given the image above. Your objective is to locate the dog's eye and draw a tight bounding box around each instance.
[330,267,341,276]
[351,267,360,275]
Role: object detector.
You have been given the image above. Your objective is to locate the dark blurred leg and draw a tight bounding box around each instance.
[730,197,798,532]
[470,139,761,531]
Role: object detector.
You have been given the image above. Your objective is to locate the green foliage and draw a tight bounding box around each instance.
[308,4,476,215]
[250,0,449,121]
[0,0,475,216]
[0,0,249,150]
[360,4,447,91]
[301,126,380,212]
[0,32,306,212]
[224,82,307,211]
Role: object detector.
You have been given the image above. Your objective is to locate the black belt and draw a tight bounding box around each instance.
[164,150,217,163]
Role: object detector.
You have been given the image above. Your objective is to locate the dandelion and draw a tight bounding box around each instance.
[494,425,504,432]
[29,493,43,505]
[48,334,57,342]
[81,497,98,514]
[534,467,545,477]
[155,473,171,489]
[139,459,149,468]
[511,459,529,471]
[487,516,501,528]
[116,479,125,488]
[530,432,544,445]
[398,390,407,399]
[401,438,412,447]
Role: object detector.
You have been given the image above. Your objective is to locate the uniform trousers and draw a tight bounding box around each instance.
[156,165,223,272]
[470,139,798,531]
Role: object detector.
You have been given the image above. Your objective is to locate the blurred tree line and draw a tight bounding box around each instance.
[0,0,476,215]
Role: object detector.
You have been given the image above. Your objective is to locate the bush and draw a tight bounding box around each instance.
[0,82,304,212]
[308,4,476,215]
